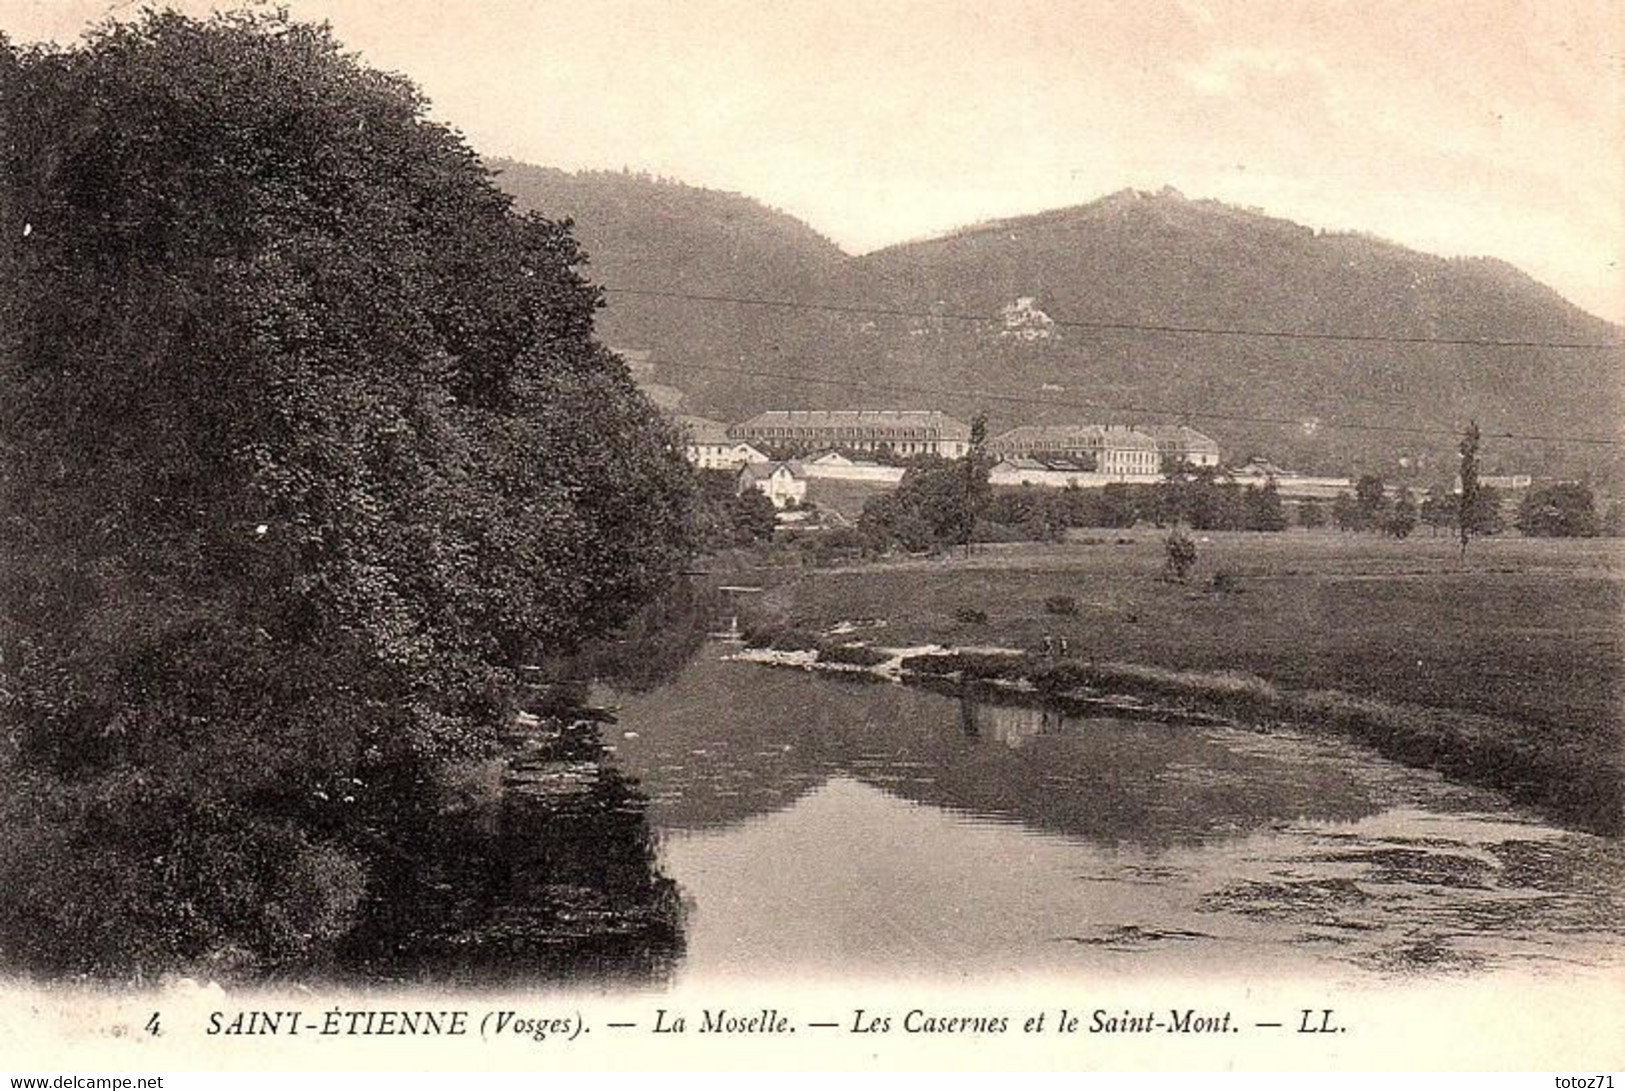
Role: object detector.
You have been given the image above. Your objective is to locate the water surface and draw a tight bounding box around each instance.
[604,646,1625,983]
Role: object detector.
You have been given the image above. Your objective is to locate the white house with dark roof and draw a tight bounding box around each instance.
[738,460,808,509]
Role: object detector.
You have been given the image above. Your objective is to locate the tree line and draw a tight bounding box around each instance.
[853,461,1616,554]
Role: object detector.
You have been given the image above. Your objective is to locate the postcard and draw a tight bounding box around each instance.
[0,0,1620,1075]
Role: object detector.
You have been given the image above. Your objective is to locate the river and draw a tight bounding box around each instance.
[599,644,1625,985]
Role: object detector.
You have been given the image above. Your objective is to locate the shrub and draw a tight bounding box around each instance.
[741,626,822,652]
[817,643,891,668]
[952,606,989,625]
[898,651,1029,681]
[1163,525,1198,582]
[792,527,868,567]
[970,519,1028,544]
[1043,595,1080,616]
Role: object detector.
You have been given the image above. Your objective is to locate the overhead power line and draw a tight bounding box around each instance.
[603,285,1625,353]
[646,357,1625,449]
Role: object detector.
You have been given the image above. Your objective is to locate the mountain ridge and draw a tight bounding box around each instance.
[490,161,1622,483]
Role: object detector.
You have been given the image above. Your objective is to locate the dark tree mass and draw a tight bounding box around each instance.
[0,12,694,977]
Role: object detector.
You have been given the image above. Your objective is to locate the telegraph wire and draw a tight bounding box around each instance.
[600,282,1625,446]
[647,357,1625,449]
[603,285,1625,353]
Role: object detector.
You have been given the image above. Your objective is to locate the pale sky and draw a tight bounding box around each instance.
[6,0,1623,321]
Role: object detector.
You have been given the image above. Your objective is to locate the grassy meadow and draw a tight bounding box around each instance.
[743,529,1624,832]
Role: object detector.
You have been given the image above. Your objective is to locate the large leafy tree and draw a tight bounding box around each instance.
[1515,482,1600,538]
[1385,486,1418,539]
[0,12,693,975]
[1354,474,1388,531]
[1244,478,1288,532]
[859,463,973,551]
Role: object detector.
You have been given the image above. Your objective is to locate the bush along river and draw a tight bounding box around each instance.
[589,638,1625,985]
[330,576,724,986]
[332,699,685,988]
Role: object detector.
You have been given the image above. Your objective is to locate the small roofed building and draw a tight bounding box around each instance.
[1137,424,1221,469]
[806,450,859,468]
[1232,457,1353,500]
[729,409,971,459]
[987,424,1160,479]
[800,450,906,484]
[1466,474,1534,491]
[679,415,769,471]
[738,460,808,509]
[1231,456,1293,483]
[988,456,1098,488]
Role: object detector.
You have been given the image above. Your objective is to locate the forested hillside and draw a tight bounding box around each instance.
[496,169,1623,482]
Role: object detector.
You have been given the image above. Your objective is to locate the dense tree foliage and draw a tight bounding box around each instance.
[691,469,778,548]
[860,463,975,551]
[1331,492,1360,531]
[1463,484,1505,537]
[963,471,1294,543]
[1514,482,1600,538]
[1153,467,1286,532]
[959,412,993,550]
[857,428,993,553]
[1162,524,1198,582]
[0,12,693,977]
[1386,487,1418,538]
[1244,479,1288,532]
[1420,485,1456,535]
[1354,475,1388,531]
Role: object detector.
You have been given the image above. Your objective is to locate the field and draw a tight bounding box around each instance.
[743,530,1624,831]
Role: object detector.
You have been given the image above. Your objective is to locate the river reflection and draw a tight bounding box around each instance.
[331,581,721,986]
[604,646,1625,983]
[605,653,1389,845]
[339,719,683,987]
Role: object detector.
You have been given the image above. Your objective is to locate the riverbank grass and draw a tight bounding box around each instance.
[736,533,1623,835]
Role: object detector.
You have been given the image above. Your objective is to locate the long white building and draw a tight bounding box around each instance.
[988,423,1221,477]
[987,424,1160,478]
[730,409,972,459]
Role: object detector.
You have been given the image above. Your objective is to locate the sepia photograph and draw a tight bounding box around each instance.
[0,0,1620,1076]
